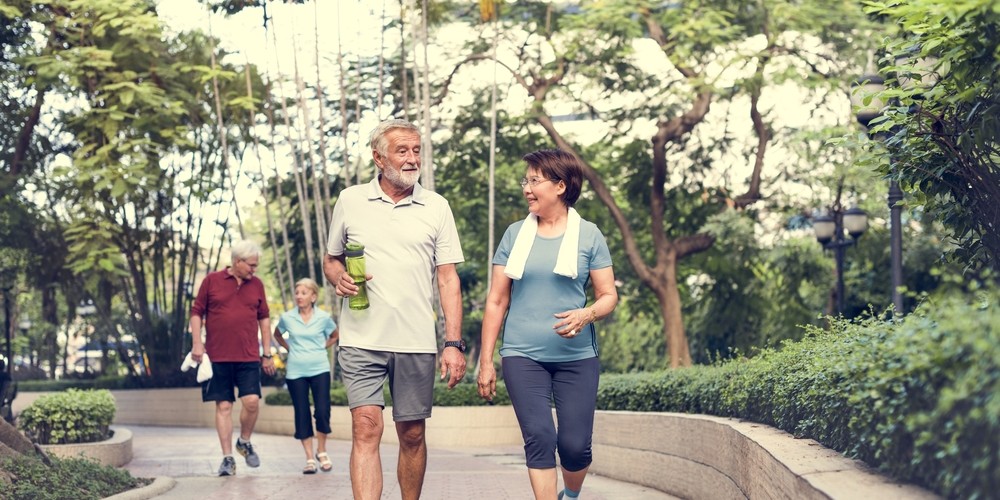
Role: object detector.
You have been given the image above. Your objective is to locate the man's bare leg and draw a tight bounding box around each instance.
[396,419,427,500]
[350,405,385,500]
[238,394,260,440]
[215,401,234,455]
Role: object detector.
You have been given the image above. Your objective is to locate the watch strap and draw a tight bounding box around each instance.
[443,340,465,352]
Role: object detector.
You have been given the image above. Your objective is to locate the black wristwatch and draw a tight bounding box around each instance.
[443,340,466,353]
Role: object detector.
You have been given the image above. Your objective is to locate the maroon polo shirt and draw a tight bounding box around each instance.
[190,268,270,362]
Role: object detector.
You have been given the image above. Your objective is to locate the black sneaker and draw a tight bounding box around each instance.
[235,438,260,468]
[218,456,236,476]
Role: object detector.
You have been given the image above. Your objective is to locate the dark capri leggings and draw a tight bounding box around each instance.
[502,356,600,471]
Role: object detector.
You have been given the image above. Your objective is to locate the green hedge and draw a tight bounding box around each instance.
[17,373,200,392]
[265,379,510,407]
[17,389,116,445]
[597,291,999,499]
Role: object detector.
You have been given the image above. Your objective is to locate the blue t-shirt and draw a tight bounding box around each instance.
[493,218,612,362]
[275,308,337,379]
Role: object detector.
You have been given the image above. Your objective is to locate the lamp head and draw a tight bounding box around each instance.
[813,214,836,244]
[851,74,886,129]
[843,207,869,239]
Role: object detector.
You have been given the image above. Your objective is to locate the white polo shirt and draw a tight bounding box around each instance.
[327,177,464,353]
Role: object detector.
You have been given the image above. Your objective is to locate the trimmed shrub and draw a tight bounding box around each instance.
[17,389,115,444]
[434,381,510,406]
[596,290,999,499]
[17,372,199,392]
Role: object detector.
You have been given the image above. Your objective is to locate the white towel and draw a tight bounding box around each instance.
[180,352,213,383]
[504,207,581,280]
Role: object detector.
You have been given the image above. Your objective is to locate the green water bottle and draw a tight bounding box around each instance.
[345,243,369,310]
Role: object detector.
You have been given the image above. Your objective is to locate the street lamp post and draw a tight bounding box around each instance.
[18,318,33,368]
[0,269,15,380]
[852,49,937,317]
[78,299,96,374]
[887,181,904,314]
[852,73,905,315]
[18,317,32,368]
[814,205,869,315]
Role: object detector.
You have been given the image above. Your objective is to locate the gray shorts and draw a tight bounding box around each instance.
[338,346,436,422]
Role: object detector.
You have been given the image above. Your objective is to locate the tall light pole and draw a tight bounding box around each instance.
[814,205,869,315]
[18,317,32,368]
[0,269,15,380]
[78,299,97,374]
[852,74,905,315]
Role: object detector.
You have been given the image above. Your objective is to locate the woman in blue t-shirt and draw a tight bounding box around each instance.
[478,149,619,500]
[273,278,339,474]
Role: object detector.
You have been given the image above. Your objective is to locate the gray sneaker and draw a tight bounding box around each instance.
[235,439,260,468]
[218,456,236,476]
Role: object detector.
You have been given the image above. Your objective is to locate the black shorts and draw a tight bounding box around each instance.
[201,361,262,402]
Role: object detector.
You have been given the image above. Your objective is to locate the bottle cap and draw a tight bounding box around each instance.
[345,242,364,257]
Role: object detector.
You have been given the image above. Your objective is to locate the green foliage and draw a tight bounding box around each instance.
[264,380,510,407]
[17,389,116,445]
[0,454,148,500]
[17,373,199,392]
[596,289,999,498]
[858,0,1000,272]
[433,381,511,406]
[597,299,668,373]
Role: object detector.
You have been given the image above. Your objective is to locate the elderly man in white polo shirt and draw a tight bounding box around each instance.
[323,118,466,500]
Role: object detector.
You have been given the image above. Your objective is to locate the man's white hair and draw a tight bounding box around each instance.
[369,118,420,158]
[230,240,262,264]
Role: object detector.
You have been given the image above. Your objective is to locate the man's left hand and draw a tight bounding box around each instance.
[262,357,276,376]
[439,348,467,389]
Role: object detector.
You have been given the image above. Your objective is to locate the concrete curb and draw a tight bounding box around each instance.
[16,389,942,499]
[590,411,941,500]
[103,476,177,500]
[41,425,133,467]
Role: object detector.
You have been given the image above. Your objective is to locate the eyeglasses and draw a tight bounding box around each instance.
[519,177,556,188]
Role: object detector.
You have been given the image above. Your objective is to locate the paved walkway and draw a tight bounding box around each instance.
[122,425,679,499]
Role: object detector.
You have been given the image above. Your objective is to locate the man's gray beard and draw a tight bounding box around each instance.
[383,164,420,189]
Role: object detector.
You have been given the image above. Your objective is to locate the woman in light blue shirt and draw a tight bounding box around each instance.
[478,149,619,500]
[273,278,338,474]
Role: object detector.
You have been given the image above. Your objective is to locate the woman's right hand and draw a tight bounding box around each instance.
[477,361,497,401]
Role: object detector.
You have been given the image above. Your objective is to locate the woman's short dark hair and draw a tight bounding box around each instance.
[522,149,584,207]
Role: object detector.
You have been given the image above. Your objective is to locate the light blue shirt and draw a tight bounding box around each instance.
[275,308,337,379]
[493,218,612,362]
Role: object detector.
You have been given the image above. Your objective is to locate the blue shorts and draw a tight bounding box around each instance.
[201,361,262,402]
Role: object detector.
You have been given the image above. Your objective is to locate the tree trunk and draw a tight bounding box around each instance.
[207,22,244,240]
[419,0,434,190]
[269,12,317,282]
[0,419,39,456]
[244,67,290,308]
[291,49,329,280]
[654,251,692,367]
[263,82,297,299]
[336,1,352,188]
[400,0,410,119]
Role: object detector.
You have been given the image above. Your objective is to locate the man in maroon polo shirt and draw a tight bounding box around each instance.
[189,240,276,476]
